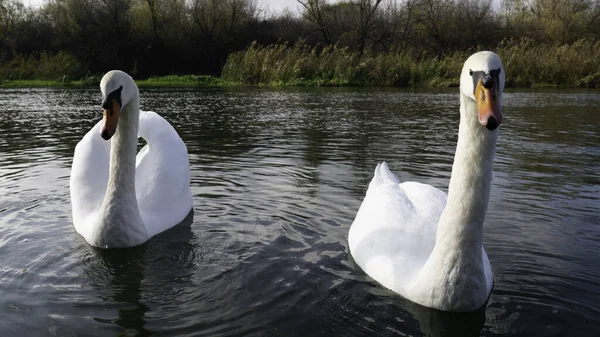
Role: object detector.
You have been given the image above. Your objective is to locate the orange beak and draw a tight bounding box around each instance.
[475,80,502,130]
[100,99,120,140]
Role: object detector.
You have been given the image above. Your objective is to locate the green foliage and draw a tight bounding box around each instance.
[136,75,235,87]
[0,0,599,88]
[2,39,599,88]
[0,51,86,82]
[0,80,85,88]
[80,74,102,86]
[0,74,230,88]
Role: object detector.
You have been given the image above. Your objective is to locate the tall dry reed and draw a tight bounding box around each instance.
[222,40,600,87]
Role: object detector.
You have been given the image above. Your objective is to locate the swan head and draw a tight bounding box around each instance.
[99,70,137,140]
[460,51,505,131]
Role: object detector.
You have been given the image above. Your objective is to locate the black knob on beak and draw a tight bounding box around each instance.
[482,76,494,89]
[486,116,499,131]
[101,129,111,140]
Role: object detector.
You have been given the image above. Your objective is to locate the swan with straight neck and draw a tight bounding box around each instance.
[348,51,505,311]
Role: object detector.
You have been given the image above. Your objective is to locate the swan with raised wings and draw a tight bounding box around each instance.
[348,51,505,311]
[70,70,193,248]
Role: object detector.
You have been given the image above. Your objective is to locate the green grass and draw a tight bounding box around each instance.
[2,39,599,88]
[0,75,235,88]
[0,80,87,88]
[135,75,238,87]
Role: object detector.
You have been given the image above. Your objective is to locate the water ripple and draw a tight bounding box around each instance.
[0,88,599,336]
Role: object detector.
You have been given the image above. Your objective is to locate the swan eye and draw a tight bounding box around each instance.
[489,68,501,78]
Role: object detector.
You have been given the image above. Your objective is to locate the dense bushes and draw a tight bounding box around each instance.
[0,52,86,82]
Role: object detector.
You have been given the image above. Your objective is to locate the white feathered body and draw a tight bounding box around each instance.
[348,162,493,311]
[348,51,504,311]
[70,110,192,247]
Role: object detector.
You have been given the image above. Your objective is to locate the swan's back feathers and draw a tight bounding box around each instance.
[349,162,448,296]
[70,110,192,246]
[138,110,179,141]
[368,161,400,193]
[70,121,110,239]
[349,51,501,311]
[135,110,193,237]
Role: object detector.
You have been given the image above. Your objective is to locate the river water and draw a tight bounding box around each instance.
[0,87,599,336]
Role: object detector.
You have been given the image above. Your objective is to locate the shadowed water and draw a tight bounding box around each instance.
[0,87,599,336]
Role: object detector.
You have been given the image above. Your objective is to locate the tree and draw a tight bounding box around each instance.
[297,0,332,44]
[355,0,383,53]
[0,0,25,59]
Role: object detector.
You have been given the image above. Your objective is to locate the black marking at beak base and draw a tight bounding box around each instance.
[101,85,123,115]
[470,68,501,93]
[101,129,111,140]
[486,117,499,131]
[482,76,494,89]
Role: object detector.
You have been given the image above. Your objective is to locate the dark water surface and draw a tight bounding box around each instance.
[0,87,599,336]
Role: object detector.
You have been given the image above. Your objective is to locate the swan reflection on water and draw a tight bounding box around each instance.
[346,253,487,337]
[79,210,195,335]
[76,208,484,337]
[397,296,486,337]
[2,84,597,335]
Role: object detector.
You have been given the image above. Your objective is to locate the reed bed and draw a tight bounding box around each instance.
[222,40,600,88]
[2,39,599,88]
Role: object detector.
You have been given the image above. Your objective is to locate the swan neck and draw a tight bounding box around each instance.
[441,93,497,236]
[96,93,146,247]
[107,99,140,193]
[427,93,497,275]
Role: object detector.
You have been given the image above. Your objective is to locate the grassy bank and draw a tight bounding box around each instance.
[222,39,600,88]
[0,52,232,87]
[0,80,86,88]
[2,39,599,88]
[135,75,236,88]
[0,75,232,88]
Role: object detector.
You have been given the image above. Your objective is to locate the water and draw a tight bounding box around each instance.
[0,87,599,336]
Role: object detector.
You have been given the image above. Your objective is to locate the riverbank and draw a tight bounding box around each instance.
[0,75,234,88]
[2,79,594,89]
[2,39,599,89]
[221,39,600,88]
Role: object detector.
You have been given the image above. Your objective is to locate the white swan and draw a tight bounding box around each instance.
[70,70,193,248]
[348,51,505,312]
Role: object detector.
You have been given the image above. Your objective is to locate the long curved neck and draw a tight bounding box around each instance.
[96,92,147,247]
[106,99,140,206]
[419,93,497,303]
